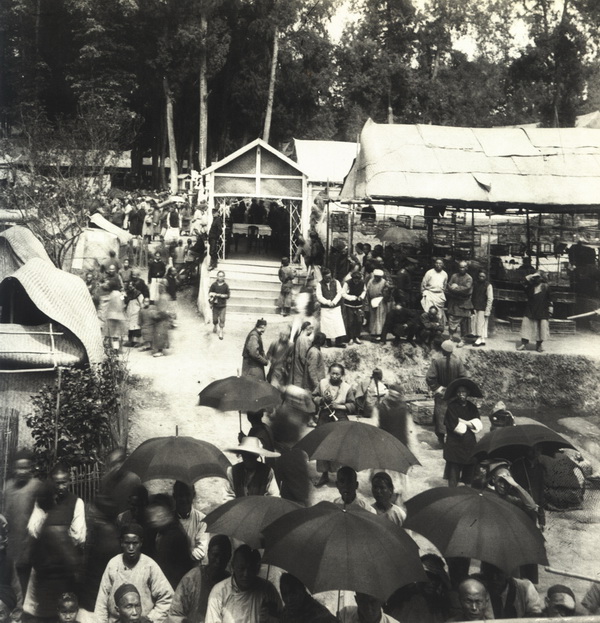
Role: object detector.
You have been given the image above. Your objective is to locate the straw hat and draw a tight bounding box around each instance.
[227,436,281,458]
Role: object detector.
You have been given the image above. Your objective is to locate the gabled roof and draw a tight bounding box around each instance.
[339,118,600,212]
[202,138,309,177]
[0,258,104,366]
[293,139,358,184]
[0,226,53,282]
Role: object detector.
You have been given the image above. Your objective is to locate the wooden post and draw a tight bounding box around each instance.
[263,27,279,143]
[53,367,62,463]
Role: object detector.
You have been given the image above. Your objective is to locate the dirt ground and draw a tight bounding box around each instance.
[125,289,600,612]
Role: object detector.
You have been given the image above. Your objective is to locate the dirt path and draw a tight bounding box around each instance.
[125,291,600,609]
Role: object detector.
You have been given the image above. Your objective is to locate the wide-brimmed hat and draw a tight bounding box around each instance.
[443,377,483,401]
[227,435,281,458]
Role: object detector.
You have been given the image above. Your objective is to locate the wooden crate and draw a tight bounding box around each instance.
[508,316,523,332]
[407,399,435,426]
[549,319,576,334]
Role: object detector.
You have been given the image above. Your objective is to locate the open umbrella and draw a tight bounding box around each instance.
[199,375,282,430]
[293,421,420,473]
[472,421,575,460]
[379,227,419,245]
[403,487,548,575]
[261,501,426,601]
[121,436,230,485]
[203,497,301,549]
[443,378,483,401]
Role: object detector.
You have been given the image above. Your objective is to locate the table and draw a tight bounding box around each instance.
[232,224,272,236]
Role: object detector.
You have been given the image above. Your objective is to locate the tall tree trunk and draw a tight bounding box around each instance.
[262,26,279,143]
[198,10,208,171]
[163,76,179,194]
[159,110,167,190]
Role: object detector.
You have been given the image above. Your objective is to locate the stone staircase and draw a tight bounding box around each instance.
[210,259,305,316]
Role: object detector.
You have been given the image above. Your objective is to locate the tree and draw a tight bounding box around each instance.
[2,97,139,266]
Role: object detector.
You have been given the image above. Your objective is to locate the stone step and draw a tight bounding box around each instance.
[228,302,278,315]
[230,295,279,306]
[214,271,281,284]
[225,280,281,292]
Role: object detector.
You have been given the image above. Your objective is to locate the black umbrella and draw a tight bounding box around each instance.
[404,487,548,575]
[199,375,282,430]
[472,421,575,460]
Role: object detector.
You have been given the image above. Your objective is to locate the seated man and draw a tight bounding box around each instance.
[447,577,491,621]
[480,562,542,619]
[418,306,444,347]
[338,592,399,623]
[542,584,577,617]
[205,545,281,623]
[334,466,375,513]
[380,301,418,346]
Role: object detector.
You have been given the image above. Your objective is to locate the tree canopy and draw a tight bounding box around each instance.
[1,0,598,186]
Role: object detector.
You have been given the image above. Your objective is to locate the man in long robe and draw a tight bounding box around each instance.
[425,340,467,447]
[242,319,269,380]
[315,269,346,348]
[446,261,473,347]
[421,259,448,326]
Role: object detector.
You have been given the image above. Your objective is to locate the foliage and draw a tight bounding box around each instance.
[26,350,131,473]
[1,98,140,266]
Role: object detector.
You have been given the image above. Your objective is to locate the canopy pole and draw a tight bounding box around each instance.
[525,209,531,257]
[536,212,542,269]
[53,367,63,463]
[487,212,492,276]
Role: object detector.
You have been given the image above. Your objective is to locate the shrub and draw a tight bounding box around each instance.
[26,349,131,473]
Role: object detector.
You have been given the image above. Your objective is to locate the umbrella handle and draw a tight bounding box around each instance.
[336,590,341,616]
[239,410,242,433]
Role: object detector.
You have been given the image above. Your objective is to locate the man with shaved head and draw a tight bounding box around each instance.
[448,578,491,621]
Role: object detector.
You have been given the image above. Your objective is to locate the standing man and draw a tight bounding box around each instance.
[421,259,448,326]
[472,270,494,347]
[366,269,389,341]
[242,319,269,380]
[277,258,296,317]
[208,271,230,340]
[95,523,173,623]
[205,545,282,623]
[24,463,86,619]
[172,481,208,564]
[148,252,166,303]
[426,340,467,447]
[518,272,553,353]
[208,208,222,271]
[315,269,346,348]
[312,363,355,487]
[3,449,42,594]
[167,535,232,623]
[342,270,366,345]
[446,261,473,348]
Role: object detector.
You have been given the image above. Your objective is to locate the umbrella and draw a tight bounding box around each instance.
[121,436,230,484]
[158,195,186,207]
[293,421,420,473]
[403,487,548,575]
[443,377,483,400]
[261,501,426,601]
[472,422,575,460]
[379,226,418,245]
[199,376,282,430]
[203,497,301,549]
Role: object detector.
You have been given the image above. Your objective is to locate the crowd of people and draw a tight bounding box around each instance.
[0,357,594,623]
[287,239,501,352]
